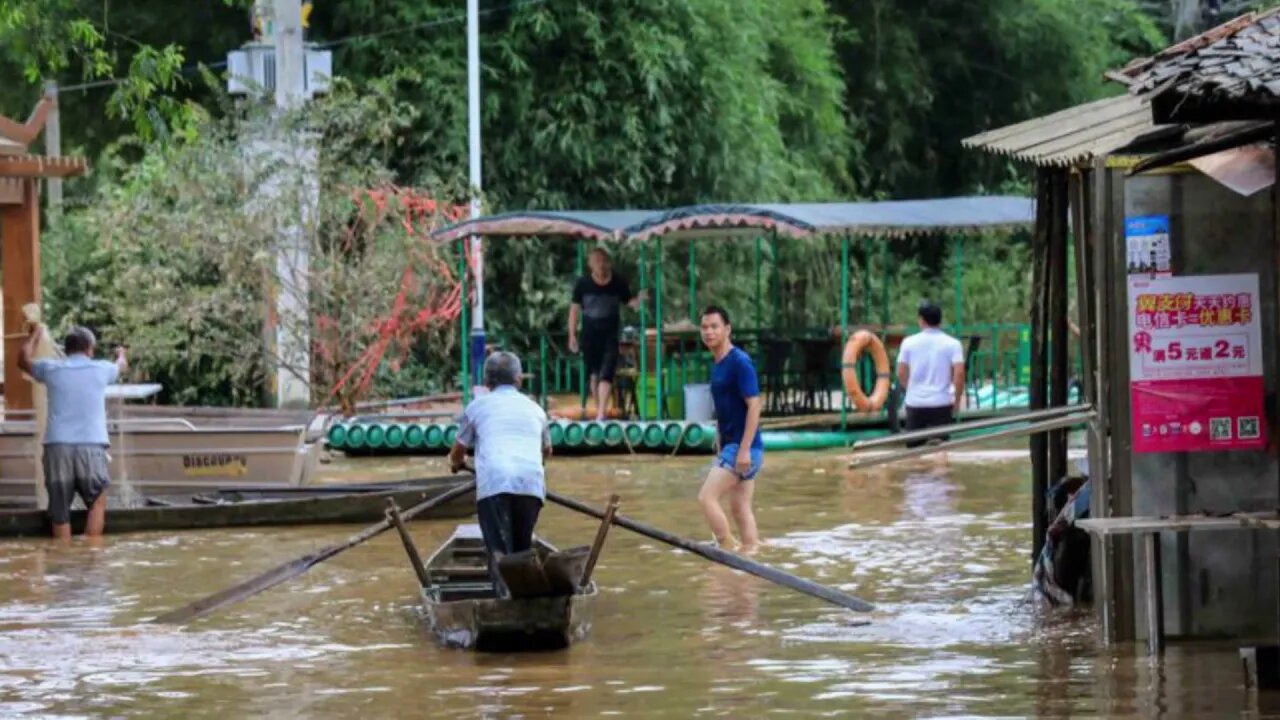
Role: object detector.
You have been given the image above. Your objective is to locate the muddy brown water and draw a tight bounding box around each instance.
[0,451,1266,718]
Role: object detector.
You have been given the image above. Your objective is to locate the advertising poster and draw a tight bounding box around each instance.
[1128,273,1266,453]
[1125,215,1172,276]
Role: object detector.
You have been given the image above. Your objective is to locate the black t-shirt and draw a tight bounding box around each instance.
[573,273,633,337]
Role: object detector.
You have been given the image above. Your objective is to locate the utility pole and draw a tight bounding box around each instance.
[467,0,485,388]
[227,0,329,408]
[42,80,62,210]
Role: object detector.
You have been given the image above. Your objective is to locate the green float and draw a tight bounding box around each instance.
[365,424,387,448]
[345,424,368,449]
[404,424,426,449]
[443,425,459,446]
[624,422,645,448]
[424,424,446,448]
[564,422,585,447]
[642,422,665,449]
[583,422,605,446]
[549,422,566,447]
[384,424,405,449]
[683,423,706,449]
[603,422,625,447]
[326,424,347,448]
[663,422,684,447]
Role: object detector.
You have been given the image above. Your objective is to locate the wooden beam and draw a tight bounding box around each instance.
[1030,168,1052,563]
[1,180,40,411]
[1048,169,1070,491]
[0,154,88,179]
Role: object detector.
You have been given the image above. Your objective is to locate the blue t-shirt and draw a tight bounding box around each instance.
[710,347,762,450]
[30,354,119,446]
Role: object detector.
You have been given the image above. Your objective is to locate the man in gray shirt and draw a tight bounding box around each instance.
[18,325,127,539]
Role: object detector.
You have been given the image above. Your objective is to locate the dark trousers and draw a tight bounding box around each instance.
[476,493,543,597]
[904,405,954,448]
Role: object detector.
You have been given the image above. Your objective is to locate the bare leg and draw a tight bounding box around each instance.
[698,468,739,548]
[729,479,760,553]
[594,379,613,421]
[50,522,72,542]
[84,493,107,537]
[585,374,598,413]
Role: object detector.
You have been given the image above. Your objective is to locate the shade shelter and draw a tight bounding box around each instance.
[432,196,1035,431]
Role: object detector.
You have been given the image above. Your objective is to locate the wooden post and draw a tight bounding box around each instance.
[1029,169,1052,562]
[1,179,40,412]
[1048,170,1070,488]
[386,499,430,588]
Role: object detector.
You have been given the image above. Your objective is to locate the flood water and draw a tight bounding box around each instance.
[0,450,1268,718]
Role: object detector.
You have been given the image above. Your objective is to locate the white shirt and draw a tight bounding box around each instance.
[897,328,964,409]
[456,386,551,501]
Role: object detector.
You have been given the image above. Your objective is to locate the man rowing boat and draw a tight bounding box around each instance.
[448,352,552,597]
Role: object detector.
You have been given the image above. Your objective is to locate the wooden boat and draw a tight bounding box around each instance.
[0,475,475,538]
[421,524,597,652]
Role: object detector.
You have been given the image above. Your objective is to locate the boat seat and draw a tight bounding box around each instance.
[438,582,497,602]
[430,566,491,581]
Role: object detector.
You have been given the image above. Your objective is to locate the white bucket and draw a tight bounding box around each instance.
[683,384,714,423]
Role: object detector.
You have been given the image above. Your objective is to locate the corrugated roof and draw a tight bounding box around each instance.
[432,210,660,243]
[962,93,1163,167]
[1118,8,1280,107]
[432,197,1034,242]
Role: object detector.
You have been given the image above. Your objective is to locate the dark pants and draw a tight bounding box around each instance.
[904,405,954,448]
[582,331,620,382]
[476,493,543,597]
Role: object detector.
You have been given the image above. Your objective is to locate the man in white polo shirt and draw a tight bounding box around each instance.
[448,351,551,597]
[896,300,965,447]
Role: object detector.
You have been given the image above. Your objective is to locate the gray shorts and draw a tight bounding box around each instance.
[43,444,111,525]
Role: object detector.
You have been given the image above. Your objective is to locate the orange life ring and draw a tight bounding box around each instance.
[842,330,891,413]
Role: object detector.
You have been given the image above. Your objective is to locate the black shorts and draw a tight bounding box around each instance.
[904,405,954,448]
[582,332,620,382]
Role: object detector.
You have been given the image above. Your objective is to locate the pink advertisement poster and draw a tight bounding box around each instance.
[1128,273,1266,453]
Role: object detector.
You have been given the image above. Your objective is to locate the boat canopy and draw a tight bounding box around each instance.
[431,196,1034,243]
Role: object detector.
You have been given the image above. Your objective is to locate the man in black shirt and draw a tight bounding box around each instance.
[568,248,644,421]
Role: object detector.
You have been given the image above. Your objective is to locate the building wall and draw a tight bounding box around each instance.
[1121,169,1278,638]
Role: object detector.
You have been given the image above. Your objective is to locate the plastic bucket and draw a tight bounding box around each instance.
[326,424,348,448]
[604,422,625,447]
[384,424,405,449]
[683,384,714,423]
[404,424,426,449]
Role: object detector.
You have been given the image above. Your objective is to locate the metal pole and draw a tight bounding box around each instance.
[656,238,665,421]
[954,234,965,327]
[539,334,547,409]
[577,238,586,409]
[688,241,697,322]
[880,241,891,326]
[639,245,648,421]
[840,234,850,431]
[467,0,485,387]
[459,240,470,405]
[849,411,1095,470]
[771,231,780,329]
[754,236,763,330]
[43,80,62,209]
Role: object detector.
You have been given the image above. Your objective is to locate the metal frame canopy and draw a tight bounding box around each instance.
[623,196,1034,241]
[433,209,660,244]
[430,196,1035,242]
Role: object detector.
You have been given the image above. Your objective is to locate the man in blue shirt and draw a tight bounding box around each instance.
[696,306,763,553]
[18,325,127,539]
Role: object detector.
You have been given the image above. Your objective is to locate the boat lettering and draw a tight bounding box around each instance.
[182,454,249,477]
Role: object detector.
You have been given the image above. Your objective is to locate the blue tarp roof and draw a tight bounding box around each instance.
[431,196,1034,242]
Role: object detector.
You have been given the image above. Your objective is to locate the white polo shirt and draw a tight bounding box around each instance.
[897,328,964,409]
[456,386,551,501]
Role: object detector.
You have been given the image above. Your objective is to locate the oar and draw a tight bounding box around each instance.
[546,490,875,613]
[151,480,476,625]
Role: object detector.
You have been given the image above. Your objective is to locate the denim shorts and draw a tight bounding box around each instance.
[714,442,764,481]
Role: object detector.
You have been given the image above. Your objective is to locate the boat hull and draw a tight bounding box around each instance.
[0,476,474,538]
[422,588,596,652]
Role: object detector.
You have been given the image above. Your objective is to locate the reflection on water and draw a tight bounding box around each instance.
[0,450,1261,717]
